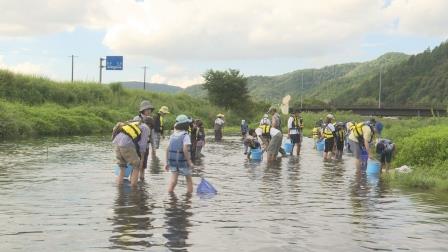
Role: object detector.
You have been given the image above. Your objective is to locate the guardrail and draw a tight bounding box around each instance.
[298,107,447,117]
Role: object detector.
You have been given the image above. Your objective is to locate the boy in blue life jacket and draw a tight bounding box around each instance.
[165,115,194,194]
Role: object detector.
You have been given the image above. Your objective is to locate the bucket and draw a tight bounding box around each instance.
[283,142,293,154]
[316,140,325,151]
[367,159,381,174]
[250,149,263,161]
[367,172,380,187]
[114,164,133,178]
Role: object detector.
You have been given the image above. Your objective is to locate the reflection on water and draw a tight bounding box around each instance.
[109,183,154,250]
[163,193,193,251]
[0,135,447,251]
[150,154,162,174]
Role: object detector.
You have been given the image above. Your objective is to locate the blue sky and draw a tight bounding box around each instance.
[0,0,447,87]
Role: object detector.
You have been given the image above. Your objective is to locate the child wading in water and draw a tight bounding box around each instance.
[243,129,261,159]
[165,115,194,194]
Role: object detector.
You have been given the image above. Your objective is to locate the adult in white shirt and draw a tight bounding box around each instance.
[214,114,225,141]
[287,109,303,155]
[255,125,282,162]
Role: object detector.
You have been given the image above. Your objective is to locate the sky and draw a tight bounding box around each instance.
[0,0,447,88]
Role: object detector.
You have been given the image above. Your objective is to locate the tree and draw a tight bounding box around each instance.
[202,69,250,110]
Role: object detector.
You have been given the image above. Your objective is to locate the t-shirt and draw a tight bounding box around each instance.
[259,118,271,126]
[375,122,384,135]
[287,116,301,135]
[172,130,191,146]
[112,123,150,154]
[255,127,281,138]
[324,123,335,132]
[272,113,281,129]
[348,124,372,143]
[214,118,225,130]
[376,138,394,154]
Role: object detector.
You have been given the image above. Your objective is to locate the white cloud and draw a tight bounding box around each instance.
[386,0,448,37]
[102,0,389,60]
[0,1,92,36]
[150,64,203,88]
[1,0,448,62]
[0,55,45,75]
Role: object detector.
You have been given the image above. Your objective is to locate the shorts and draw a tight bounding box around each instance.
[115,146,140,171]
[168,161,191,176]
[336,140,344,151]
[267,132,283,156]
[349,140,362,159]
[290,134,301,144]
[152,130,162,149]
[380,151,393,164]
[324,138,334,152]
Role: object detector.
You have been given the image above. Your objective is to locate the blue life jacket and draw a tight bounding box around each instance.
[168,132,189,168]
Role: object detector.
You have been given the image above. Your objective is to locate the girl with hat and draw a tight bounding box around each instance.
[165,115,194,194]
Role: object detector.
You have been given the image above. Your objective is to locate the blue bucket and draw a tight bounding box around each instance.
[283,142,293,154]
[114,164,133,178]
[367,159,381,174]
[250,149,263,161]
[316,140,325,151]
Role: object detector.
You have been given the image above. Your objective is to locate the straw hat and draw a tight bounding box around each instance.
[159,106,170,114]
[217,113,225,118]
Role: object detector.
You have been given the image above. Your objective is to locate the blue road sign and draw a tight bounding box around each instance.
[106,56,123,70]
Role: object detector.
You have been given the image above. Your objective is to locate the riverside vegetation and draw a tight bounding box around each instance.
[0,69,266,139]
[0,69,446,191]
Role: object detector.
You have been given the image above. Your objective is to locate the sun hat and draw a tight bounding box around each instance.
[159,106,170,114]
[139,100,154,112]
[175,114,192,125]
[326,114,335,120]
[217,113,225,118]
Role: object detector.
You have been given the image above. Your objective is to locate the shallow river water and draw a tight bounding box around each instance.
[0,135,447,251]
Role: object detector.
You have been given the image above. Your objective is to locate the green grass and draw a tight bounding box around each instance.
[0,69,266,139]
[385,125,448,191]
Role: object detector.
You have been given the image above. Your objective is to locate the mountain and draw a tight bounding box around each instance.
[183,52,410,104]
[122,42,448,108]
[183,84,206,97]
[334,42,448,107]
[120,81,183,94]
[247,63,360,102]
[308,52,410,103]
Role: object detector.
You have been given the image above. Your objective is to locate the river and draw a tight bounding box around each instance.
[0,136,447,251]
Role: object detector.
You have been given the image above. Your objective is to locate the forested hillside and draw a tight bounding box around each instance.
[334,42,448,107]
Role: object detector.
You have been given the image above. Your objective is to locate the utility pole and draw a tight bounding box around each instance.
[99,57,105,84]
[378,68,382,109]
[301,71,304,109]
[69,55,77,82]
[142,66,148,90]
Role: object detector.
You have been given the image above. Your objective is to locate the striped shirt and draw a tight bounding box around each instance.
[112,123,150,154]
